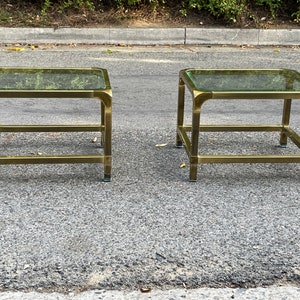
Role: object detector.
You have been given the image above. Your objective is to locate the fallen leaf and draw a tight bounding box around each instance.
[7,47,24,52]
[91,137,98,143]
[155,143,168,147]
[140,287,151,293]
[180,163,186,168]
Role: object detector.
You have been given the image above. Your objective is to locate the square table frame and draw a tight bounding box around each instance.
[176,68,300,181]
[0,67,112,182]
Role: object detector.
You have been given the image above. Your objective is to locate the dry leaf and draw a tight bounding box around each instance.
[180,163,186,168]
[7,47,24,52]
[140,287,151,293]
[155,143,168,147]
[92,137,98,143]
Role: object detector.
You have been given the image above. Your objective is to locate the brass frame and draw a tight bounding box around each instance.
[176,69,300,181]
[0,67,112,182]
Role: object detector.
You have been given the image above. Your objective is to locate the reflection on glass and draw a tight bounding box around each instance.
[0,68,107,90]
[186,69,300,92]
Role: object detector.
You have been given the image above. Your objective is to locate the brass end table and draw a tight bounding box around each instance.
[0,67,112,181]
[176,69,300,181]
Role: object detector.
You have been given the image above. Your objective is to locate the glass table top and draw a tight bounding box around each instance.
[184,69,300,92]
[0,67,109,90]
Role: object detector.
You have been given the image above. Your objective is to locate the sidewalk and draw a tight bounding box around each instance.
[0,27,299,46]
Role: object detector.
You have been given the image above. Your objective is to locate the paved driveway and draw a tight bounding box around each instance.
[0,45,299,292]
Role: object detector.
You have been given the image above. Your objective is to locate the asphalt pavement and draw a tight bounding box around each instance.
[0,28,299,299]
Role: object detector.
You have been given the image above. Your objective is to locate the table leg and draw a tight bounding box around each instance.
[280,98,292,147]
[189,95,201,181]
[176,77,185,148]
[101,101,105,147]
[99,92,112,182]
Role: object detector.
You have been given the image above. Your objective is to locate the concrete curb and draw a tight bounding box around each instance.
[0,27,299,46]
[1,286,300,299]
